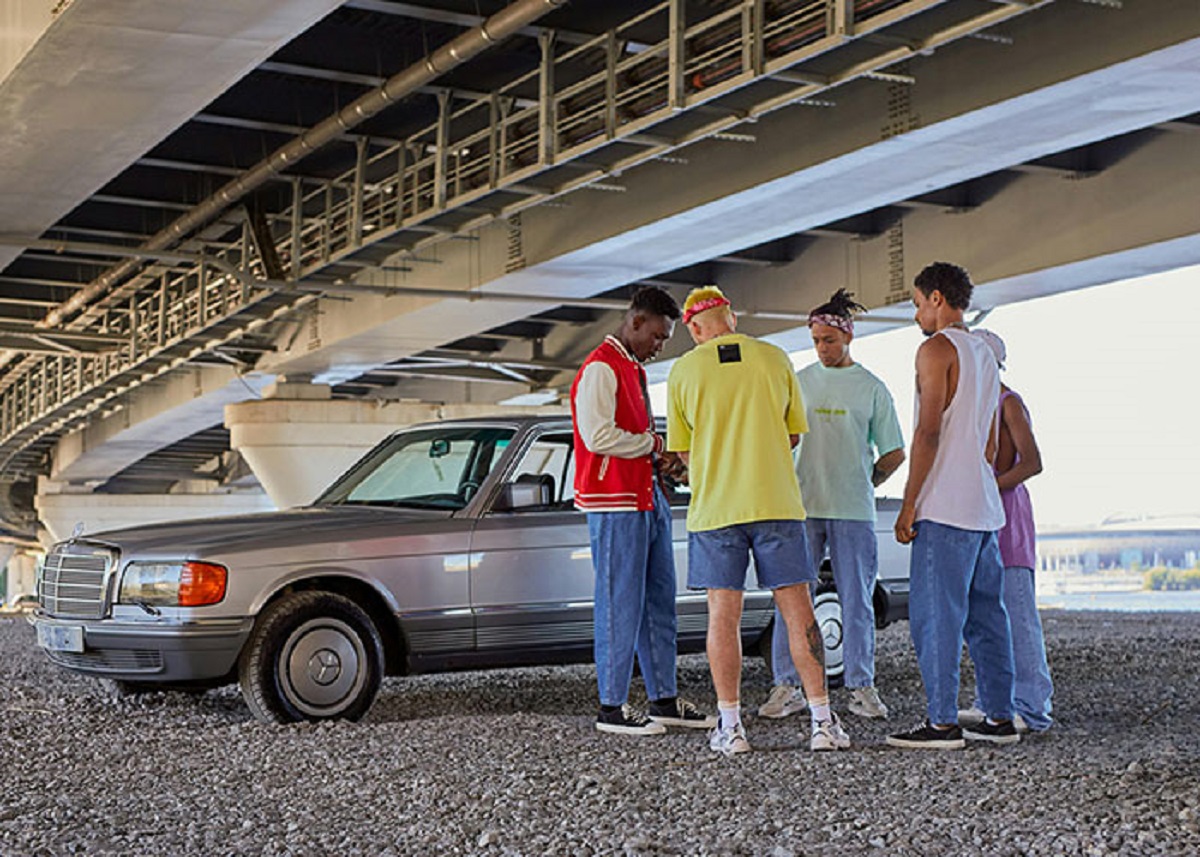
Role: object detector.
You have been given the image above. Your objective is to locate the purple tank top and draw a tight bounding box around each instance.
[996,390,1037,570]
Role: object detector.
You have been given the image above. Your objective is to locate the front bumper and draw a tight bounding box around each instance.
[31,613,254,683]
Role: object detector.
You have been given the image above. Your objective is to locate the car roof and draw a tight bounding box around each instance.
[402,413,573,431]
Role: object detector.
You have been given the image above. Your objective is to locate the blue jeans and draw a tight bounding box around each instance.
[587,486,678,707]
[909,521,1015,725]
[772,519,877,688]
[973,566,1054,730]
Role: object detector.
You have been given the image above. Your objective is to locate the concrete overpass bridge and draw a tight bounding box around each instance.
[1,0,1199,591]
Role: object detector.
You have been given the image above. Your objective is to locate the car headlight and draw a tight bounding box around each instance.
[119,561,228,607]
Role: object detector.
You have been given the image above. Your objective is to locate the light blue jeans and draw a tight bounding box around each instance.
[587,485,678,707]
[771,519,877,688]
[909,521,1015,726]
[973,566,1054,731]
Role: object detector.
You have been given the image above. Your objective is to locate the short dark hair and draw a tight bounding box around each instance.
[629,285,681,320]
[810,287,865,319]
[914,262,973,310]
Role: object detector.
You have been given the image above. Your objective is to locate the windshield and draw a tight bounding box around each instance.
[317,425,515,510]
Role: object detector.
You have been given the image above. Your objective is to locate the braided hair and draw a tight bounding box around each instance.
[810,288,866,320]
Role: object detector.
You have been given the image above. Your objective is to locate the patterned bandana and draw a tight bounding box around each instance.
[807,313,853,335]
[682,295,731,325]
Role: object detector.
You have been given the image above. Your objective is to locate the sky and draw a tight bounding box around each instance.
[651,263,1200,530]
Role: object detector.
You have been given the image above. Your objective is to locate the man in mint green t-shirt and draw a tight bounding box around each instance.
[758,289,906,723]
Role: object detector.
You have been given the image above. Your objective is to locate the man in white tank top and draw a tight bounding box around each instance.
[886,262,1018,750]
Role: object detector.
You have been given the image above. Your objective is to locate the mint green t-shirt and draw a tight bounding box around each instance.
[795,362,904,522]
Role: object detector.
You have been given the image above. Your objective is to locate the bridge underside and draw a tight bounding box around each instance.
[0,0,1198,542]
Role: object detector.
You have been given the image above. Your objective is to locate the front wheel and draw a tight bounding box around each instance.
[238,591,383,723]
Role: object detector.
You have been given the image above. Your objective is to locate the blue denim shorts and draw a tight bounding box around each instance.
[687,520,816,591]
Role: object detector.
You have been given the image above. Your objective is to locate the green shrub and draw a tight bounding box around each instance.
[1143,566,1200,591]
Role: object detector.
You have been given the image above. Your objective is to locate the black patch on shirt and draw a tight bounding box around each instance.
[717,343,742,364]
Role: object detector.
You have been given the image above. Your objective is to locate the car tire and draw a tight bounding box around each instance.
[813,582,845,689]
[238,590,384,724]
[757,621,776,681]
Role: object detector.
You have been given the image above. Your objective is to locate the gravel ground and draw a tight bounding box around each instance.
[2,610,1199,857]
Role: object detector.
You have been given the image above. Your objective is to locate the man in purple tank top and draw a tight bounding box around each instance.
[959,329,1055,733]
[887,262,1018,750]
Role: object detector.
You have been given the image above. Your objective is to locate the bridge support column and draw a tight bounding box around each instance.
[0,544,17,601]
[2,549,39,602]
[224,382,430,510]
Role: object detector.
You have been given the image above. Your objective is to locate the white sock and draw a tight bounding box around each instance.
[809,697,831,725]
[718,700,741,731]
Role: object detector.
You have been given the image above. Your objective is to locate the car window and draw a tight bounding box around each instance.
[501,429,692,510]
[317,426,516,510]
[504,431,575,510]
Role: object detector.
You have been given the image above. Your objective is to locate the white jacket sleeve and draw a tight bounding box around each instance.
[574,362,655,459]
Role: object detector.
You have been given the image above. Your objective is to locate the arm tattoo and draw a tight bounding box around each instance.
[806,620,826,669]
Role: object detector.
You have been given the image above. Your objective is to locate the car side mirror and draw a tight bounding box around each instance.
[492,479,552,511]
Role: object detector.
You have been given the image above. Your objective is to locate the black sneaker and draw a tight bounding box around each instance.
[596,704,666,736]
[647,697,718,730]
[963,719,1021,745]
[886,720,965,750]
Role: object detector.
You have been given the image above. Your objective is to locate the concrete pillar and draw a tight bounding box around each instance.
[226,382,567,509]
[0,543,17,601]
[4,549,38,600]
[35,480,275,545]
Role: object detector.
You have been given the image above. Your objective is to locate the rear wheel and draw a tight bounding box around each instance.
[813,582,845,689]
[758,585,845,688]
[238,591,383,723]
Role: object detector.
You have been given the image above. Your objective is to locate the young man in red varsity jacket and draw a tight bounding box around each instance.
[570,286,715,735]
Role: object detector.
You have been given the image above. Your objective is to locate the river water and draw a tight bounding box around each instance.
[1038,589,1200,611]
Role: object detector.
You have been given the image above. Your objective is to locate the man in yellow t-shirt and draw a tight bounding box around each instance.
[667,285,850,756]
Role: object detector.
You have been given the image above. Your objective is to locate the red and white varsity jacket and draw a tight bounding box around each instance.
[570,336,661,512]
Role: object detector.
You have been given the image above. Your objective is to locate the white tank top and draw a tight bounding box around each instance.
[914,327,1006,532]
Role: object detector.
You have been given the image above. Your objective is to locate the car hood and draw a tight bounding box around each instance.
[76,505,454,558]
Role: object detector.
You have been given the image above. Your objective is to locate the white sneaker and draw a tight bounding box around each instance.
[757,685,807,719]
[956,707,986,727]
[811,712,851,752]
[848,687,889,720]
[959,709,1031,733]
[709,723,751,756]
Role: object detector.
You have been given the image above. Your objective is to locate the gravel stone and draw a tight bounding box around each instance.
[2,610,1199,855]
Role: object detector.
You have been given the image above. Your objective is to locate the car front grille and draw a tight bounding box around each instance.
[38,543,117,619]
[45,648,163,673]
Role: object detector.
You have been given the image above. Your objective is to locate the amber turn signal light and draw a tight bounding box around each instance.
[178,561,228,606]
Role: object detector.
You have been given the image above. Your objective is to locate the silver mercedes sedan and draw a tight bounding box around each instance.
[32,416,908,723]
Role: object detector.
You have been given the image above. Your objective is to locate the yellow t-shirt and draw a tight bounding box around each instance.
[666,333,808,531]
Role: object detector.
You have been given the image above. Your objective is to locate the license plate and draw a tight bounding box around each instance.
[37,623,85,653]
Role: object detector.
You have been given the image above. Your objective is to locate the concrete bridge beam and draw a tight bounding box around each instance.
[50,365,275,486]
